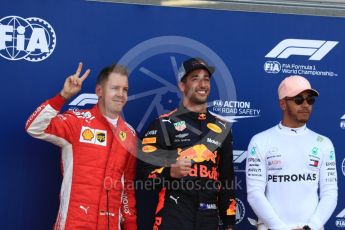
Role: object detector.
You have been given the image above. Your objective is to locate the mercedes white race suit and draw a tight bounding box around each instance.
[246,123,338,230]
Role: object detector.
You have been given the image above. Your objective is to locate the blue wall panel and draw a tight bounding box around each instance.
[1,0,344,229]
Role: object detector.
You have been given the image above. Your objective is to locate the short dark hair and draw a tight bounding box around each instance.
[96,64,129,85]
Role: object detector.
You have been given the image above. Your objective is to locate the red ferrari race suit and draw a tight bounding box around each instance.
[138,106,236,230]
[25,94,137,230]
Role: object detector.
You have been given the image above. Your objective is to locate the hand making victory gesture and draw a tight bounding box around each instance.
[60,62,91,100]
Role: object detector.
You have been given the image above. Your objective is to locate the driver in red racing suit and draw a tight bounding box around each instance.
[25,63,137,230]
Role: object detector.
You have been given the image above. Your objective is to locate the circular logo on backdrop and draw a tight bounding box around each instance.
[68,36,237,168]
[342,158,345,177]
[0,16,56,61]
[114,36,237,165]
[235,198,246,224]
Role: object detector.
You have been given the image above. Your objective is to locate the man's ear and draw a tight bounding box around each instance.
[178,81,184,93]
[279,99,286,111]
[95,84,102,97]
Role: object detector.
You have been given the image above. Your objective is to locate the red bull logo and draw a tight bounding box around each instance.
[177,144,217,163]
[198,113,206,120]
[188,164,218,180]
[177,144,218,180]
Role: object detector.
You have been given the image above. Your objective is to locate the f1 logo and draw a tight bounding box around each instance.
[336,208,345,227]
[233,150,247,164]
[69,93,98,106]
[265,39,338,60]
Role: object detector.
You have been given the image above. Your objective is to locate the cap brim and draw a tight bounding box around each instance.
[207,66,215,75]
[307,89,319,96]
[289,88,319,98]
[180,65,215,81]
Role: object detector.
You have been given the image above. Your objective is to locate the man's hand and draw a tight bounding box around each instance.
[170,158,192,178]
[60,62,91,100]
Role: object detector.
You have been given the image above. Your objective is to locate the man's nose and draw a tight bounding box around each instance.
[115,89,125,97]
[198,78,208,87]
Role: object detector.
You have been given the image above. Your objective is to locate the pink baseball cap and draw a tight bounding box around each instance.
[278,75,319,99]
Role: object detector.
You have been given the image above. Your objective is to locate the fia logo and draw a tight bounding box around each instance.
[213,100,223,107]
[0,16,56,61]
[264,61,281,74]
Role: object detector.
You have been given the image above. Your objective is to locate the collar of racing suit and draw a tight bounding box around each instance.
[94,103,125,130]
[277,122,308,135]
[175,104,210,121]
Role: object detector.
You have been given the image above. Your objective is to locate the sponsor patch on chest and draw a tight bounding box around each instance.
[79,126,107,146]
[174,121,186,131]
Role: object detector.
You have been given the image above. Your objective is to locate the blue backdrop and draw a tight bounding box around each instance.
[1,0,344,229]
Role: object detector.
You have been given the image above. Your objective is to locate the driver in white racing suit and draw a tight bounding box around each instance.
[246,75,338,230]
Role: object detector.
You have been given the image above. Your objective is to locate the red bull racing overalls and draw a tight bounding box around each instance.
[138,106,236,230]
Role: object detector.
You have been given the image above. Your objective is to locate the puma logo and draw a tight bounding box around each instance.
[80,205,90,214]
[162,118,172,123]
[217,121,227,128]
[169,195,180,205]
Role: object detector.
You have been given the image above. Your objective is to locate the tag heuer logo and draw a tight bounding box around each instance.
[174,121,186,131]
